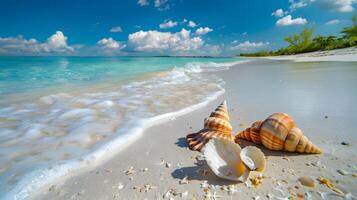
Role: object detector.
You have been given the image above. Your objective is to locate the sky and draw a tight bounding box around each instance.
[0,0,356,56]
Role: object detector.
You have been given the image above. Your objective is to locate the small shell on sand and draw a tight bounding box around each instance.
[250,176,263,187]
[179,176,189,185]
[297,176,315,187]
[317,177,344,195]
[125,166,135,175]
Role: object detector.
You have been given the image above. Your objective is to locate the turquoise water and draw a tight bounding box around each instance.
[0,56,241,97]
[0,56,244,199]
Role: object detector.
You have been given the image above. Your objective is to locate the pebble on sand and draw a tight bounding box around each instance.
[297,176,315,187]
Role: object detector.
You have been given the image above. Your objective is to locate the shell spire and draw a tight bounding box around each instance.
[186,100,234,151]
[236,113,321,154]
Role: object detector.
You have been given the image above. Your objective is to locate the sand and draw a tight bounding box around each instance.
[265,47,357,62]
[32,58,357,200]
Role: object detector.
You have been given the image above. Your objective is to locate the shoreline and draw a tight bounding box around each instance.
[33,59,357,200]
[7,89,225,200]
[249,47,357,62]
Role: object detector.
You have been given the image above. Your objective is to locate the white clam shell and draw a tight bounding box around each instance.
[202,137,249,182]
[240,146,266,171]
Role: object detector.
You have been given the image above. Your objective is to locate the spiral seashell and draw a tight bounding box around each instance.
[186,100,234,151]
[236,113,321,154]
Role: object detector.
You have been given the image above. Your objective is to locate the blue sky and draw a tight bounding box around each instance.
[0,0,356,56]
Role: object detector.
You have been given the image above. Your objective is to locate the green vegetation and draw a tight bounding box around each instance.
[240,16,357,57]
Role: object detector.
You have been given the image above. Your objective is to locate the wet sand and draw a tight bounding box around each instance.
[33,59,357,200]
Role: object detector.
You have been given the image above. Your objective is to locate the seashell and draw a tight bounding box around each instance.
[298,176,315,187]
[202,137,249,182]
[186,101,234,151]
[240,146,266,171]
[236,113,321,154]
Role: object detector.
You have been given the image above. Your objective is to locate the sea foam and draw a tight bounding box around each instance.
[0,60,248,199]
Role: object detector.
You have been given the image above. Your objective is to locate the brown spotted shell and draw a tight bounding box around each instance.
[186,101,234,151]
[236,113,321,154]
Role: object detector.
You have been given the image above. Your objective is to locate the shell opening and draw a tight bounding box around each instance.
[240,146,266,171]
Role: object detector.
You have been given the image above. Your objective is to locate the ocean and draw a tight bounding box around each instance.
[0,56,246,199]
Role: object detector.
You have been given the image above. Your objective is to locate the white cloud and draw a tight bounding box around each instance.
[289,0,315,11]
[128,29,204,53]
[317,0,356,12]
[288,0,356,12]
[110,26,123,33]
[155,0,170,10]
[276,15,307,26]
[137,0,149,6]
[97,38,125,50]
[188,20,197,28]
[326,19,340,25]
[159,20,178,29]
[231,41,270,51]
[272,9,285,17]
[46,31,74,52]
[0,31,74,55]
[195,27,213,35]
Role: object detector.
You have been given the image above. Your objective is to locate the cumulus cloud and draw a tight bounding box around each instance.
[159,20,178,29]
[195,27,213,35]
[128,28,204,53]
[97,38,125,49]
[137,0,149,6]
[272,9,285,17]
[188,20,197,28]
[110,26,123,33]
[317,0,356,12]
[276,15,307,26]
[231,41,270,51]
[0,31,74,55]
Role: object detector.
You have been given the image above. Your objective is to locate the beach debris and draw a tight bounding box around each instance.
[165,162,171,168]
[235,113,322,154]
[341,141,349,146]
[221,184,239,195]
[204,189,222,200]
[297,176,315,187]
[179,176,189,185]
[324,116,328,119]
[317,177,344,195]
[163,189,184,199]
[250,176,263,187]
[141,167,148,172]
[202,137,249,181]
[282,155,290,161]
[125,166,136,175]
[240,146,266,171]
[186,101,235,151]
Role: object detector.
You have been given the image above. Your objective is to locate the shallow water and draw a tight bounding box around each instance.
[0,56,245,199]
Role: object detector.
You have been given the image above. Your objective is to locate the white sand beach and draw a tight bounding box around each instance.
[32,53,357,200]
[265,47,357,62]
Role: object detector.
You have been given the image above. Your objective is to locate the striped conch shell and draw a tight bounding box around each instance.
[186,100,234,151]
[235,113,321,154]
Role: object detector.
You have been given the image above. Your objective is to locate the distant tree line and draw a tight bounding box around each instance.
[240,16,357,57]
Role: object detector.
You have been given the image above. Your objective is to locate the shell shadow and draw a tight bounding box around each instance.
[175,137,189,148]
[171,159,240,186]
[237,139,310,157]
